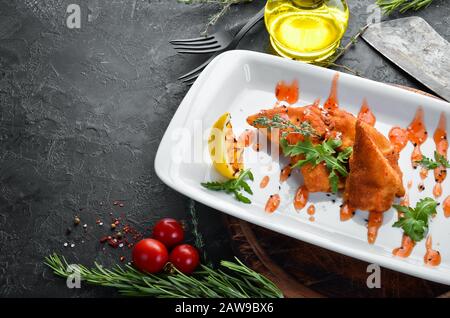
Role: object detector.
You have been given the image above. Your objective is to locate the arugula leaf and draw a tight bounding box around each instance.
[415,151,450,170]
[393,198,437,242]
[280,137,352,193]
[328,170,340,194]
[201,169,254,204]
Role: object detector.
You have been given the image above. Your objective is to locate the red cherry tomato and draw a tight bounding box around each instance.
[169,244,200,274]
[132,239,168,273]
[152,218,184,248]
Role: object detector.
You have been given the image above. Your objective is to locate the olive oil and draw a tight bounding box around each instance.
[265,0,349,62]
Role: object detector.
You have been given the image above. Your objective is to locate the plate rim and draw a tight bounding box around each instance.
[155,50,450,286]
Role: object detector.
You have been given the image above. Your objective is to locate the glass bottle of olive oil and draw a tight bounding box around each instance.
[265,0,349,62]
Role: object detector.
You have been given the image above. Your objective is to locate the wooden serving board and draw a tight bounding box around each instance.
[223,85,450,298]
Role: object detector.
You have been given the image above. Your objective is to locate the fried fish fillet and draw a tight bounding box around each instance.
[325,108,357,149]
[247,104,353,193]
[344,121,405,212]
[247,104,331,192]
[246,104,328,143]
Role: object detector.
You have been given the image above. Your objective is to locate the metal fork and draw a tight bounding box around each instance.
[170,32,233,55]
[176,7,265,85]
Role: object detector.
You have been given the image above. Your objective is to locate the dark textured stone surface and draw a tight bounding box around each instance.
[0,0,448,297]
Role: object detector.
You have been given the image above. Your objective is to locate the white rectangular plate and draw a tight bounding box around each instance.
[155,50,450,285]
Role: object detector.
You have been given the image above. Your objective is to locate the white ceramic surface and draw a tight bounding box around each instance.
[155,50,450,285]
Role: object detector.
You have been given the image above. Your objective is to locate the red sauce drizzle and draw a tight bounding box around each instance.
[411,146,423,168]
[367,211,383,244]
[389,127,408,153]
[323,73,339,111]
[407,107,427,168]
[407,180,413,189]
[393,234,415,258]
[260,176,270,189]
[275,80,299,104]
[340,203,355,222]
[433,113,448,187]
[433,183,442,198]
[280,165,292,183]
[357,99,376,126]
[265,194,281,213]
[307,204,316,222]
[424,236,441,267]
[443,195,450,218]
[419,167,428,180]
[400,193,409,211]
[293,185,309,211]
[238,129,254,148]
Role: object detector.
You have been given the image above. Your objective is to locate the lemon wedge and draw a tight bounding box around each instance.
[208,113,244,179]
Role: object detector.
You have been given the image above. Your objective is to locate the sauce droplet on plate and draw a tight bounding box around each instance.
[367,211,383,245]
[399,193,409,211]
[275,80,299,105]
[393,234,415,258]
[418,182,425,192]
[407,107,427,168]
[419,167,428,180]
[443,195,450,218]
[265,194,281,213]
[357,99,376,126]
[307,204,316,222]
[433,113,448,189]
[407,180,413,189]
[389,127,408,153]
[260,175,270,189]
[340,203,355,222]
[323,73,339,111]
[433,183,442,198]
[424,236,441,267]
[293,185,309,211]
[280,165,292,183]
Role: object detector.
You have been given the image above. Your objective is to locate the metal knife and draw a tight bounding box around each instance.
[362,17,450,101]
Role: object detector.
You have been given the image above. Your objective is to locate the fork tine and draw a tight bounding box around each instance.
[175,48,222,54]
[170,39,218,47]
[178,55,215,80]
[169,35,214,44]
[184,78,196,86]
[172,43,221,51]
[181,71,202,83]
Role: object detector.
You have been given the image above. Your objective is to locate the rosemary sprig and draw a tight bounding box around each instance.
[252,114,318,138]
[45,253,283,298]
[188,199,211,266]
[377,0,434,15]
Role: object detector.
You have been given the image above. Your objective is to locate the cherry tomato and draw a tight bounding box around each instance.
[132,238,168,273]
[152,218,184,248]
[169,244,200,274]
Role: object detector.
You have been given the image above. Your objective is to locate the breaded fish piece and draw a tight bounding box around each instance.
[326,108,357,149]
[344,121,405,212]
[300,162,332,193]
[246,104,328,143]
[247,104,352,193]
